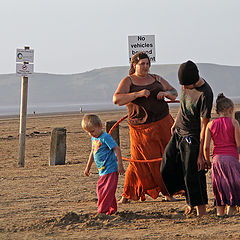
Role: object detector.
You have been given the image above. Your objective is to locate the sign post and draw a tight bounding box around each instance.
[17,46,34,167]
[128,35,156,62]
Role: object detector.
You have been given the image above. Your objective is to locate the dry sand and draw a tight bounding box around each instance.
[0,106,240,240]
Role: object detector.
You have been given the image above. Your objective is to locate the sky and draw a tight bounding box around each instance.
[1,0,240,74]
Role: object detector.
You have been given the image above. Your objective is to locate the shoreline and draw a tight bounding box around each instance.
[0,108,128,120]
[1,103,240,122]
[0,103,181,120]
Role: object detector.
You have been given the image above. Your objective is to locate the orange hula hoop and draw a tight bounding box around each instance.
[108,100,180,162]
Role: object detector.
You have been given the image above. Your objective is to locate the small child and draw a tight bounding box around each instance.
[204,93,240,216]
[81,114,125,215]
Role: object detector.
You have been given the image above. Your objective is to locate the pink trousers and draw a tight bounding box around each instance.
[97,171,118,215]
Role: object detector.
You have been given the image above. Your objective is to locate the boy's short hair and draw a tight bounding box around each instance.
[81,114,102,131]
[178,60,199,86]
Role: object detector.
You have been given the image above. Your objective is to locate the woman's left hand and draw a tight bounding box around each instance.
[156,76,178,101]
[157,91,168,100]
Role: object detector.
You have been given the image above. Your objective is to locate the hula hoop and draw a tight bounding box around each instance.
[108,100,180,163]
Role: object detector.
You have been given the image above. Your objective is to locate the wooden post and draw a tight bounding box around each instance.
[105,120,120,146]
[18,46,29,167]
[50,128,67,166]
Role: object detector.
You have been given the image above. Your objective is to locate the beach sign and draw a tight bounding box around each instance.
[16,48,34,63]
[16,63,34,76]
[17,46,34,167]
[128,35,156,62]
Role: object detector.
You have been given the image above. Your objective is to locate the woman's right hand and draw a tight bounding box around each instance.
[113,75,150,105]
[137,89,150,98]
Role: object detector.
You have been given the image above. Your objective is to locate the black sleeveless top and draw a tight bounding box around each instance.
[127,74,169,125]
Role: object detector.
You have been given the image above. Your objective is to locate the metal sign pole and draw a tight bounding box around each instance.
[18,46,29,167]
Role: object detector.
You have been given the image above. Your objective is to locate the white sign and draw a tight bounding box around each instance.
[16,49,34,63]
[128,35,156,62]
[16,63,34,76]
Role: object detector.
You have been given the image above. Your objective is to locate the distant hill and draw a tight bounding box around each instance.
[0,63,240,108]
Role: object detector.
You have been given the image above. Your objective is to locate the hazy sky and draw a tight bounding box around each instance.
[1,0,239,74]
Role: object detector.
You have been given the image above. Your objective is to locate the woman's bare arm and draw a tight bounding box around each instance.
[113,76,150,106]
[156,76,178,101]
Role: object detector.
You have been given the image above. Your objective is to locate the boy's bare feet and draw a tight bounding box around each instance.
[184,205,194,216]
[196,204,207,217]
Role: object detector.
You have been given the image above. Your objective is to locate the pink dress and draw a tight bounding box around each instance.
[210,117,240,206]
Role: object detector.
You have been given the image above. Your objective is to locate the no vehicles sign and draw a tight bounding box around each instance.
[16,63,34,76]
[128,35,156,62]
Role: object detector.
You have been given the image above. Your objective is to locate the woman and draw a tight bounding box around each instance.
[113,51,178,203]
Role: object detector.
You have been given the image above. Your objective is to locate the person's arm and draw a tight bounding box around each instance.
[113,76,150,106]
[170,107,181,134]
[156,76,178,101]
[84,150,94,176]
[232,119,240,148]
[197,117,210,171]
[113,145,125,175]
[203,122,212,168]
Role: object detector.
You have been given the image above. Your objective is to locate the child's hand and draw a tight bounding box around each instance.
[84,168,90,176]
[206,161,212,169]
[118,164,125,175]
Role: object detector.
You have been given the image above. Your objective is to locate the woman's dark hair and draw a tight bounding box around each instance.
[215,93,234,114]
[129,51,151,75]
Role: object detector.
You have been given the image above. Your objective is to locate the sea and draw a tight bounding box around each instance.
[1,96,240,117]
[0,102,127,116]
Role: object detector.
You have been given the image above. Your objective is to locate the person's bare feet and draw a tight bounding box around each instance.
[184,205,194,216]
[196,204,207,217]
[118,197,129,204]
[164,195,177,202]
[227,206,236,216]
[216,206,225,216]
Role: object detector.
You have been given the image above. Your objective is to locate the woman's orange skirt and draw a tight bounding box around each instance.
[122,114,174,201]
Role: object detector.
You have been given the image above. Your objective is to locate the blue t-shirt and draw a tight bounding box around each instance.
[91,132,118,176]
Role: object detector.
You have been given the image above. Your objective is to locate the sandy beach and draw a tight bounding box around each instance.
[0,106,240,240]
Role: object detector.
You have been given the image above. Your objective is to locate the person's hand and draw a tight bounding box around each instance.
[197,155,205,171]
[118,164,125,175]
[171,124,176,135]
[138,89,150,98]
[157,91,167,100]
[84,168,90,176]
[204,161,211,173]
[206,161,212,169]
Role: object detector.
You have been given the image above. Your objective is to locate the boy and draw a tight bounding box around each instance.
[81,114,125,215]
[160,60,213,216]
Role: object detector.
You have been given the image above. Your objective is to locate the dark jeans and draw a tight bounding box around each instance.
[160,130,208,207]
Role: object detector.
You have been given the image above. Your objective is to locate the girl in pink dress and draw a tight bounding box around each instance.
[204,93,240,216]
